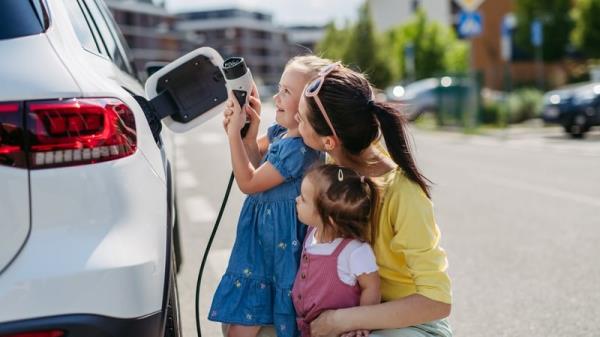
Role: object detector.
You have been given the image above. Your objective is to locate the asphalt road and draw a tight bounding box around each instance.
[174,103,600,337]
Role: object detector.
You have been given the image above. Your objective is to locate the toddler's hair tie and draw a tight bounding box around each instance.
[338,169,344,182]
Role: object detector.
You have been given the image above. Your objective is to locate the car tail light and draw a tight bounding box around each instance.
[26,98,136,169]
[0,102,27,168]
[0,98,137,169]
[0,331,64,337]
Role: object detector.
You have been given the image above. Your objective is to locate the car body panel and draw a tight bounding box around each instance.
[0,0,167,325]
[0,154,166,321]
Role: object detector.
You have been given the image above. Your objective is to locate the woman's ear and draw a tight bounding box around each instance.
[321,135,339,152]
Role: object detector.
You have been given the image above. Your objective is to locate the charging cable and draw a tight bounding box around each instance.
[195,171,235,337]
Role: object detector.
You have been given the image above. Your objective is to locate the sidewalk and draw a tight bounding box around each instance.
[476,119,564,140]
[414,117,568,140]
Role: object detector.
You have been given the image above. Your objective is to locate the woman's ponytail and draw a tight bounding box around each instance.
[371,102,431,198]
[304,65,431,198]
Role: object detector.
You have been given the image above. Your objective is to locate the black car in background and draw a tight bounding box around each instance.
[542,82,600,138]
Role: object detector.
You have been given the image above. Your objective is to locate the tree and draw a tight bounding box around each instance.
[342,3,392,88]
[386,10,467,81]
[315,5,467,86]
[316,22,351,61]
[514,0,573,61]
[571,0,600,58]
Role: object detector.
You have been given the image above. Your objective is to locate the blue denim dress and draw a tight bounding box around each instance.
[209,124,320,337]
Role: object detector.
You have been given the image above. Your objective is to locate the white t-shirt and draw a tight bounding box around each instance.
[304,229,378,286]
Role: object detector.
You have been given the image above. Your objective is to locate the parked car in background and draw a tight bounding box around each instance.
[542,82,600,138]
[385,76,470,121]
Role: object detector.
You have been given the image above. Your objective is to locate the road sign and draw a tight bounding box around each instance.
[458,11,483,39]
[501,13,517,61]
[531,19,543,47]
[455,0,485,11]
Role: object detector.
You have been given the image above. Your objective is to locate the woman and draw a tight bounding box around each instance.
[294,62,452,337]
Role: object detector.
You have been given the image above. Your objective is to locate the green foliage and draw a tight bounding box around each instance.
[571,0,600,58]
[514,0,574,61]
[316,22,351,61]
[316,5,391,88]
[316,5,467,87]
[343,4,392,88]
[482,88,544,125]
[387,10,468,80]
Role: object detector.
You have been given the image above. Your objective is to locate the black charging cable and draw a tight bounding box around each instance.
[195,172,234,337]
[195,123,250,337]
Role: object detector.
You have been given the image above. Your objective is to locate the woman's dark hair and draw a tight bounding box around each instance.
[305,66,431,198]
[305,164,379,244]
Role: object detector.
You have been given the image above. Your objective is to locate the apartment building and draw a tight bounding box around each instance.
[176,9,291,86]
[105,0,193,78]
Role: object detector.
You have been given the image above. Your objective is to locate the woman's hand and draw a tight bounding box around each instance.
[243,84,262,141]
[310,310,344,337]
[341,330,370,337]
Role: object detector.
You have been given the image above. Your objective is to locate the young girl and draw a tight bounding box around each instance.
[293,164,381,337]
[209,56,330,337]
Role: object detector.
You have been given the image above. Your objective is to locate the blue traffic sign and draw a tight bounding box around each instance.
[531,19,543,47]
[458,11,483,39]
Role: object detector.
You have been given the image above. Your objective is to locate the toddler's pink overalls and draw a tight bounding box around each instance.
[291,231,361,337]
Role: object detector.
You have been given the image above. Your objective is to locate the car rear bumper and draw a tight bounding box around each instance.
[0,312,163,337]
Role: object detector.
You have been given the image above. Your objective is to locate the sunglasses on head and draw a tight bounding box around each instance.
[304,62,341,138]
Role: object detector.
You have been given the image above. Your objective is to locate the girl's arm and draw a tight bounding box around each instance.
[310,295,451,337]
[229,133,284,194]
[244,134,269,168]
[357,272,380,306]
[225,97,285,194]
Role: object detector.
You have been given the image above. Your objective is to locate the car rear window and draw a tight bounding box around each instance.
[0,0,47,40]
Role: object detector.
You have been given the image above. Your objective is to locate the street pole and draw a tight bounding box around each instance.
[532,19,544,90]
[467,38,477,131]
[502,13,516,129]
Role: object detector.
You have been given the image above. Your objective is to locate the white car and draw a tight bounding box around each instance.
[0,1,227,336]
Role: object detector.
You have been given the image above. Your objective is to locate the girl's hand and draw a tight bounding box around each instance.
[224,95,245,138]
[222,99,233,133]
[310,310,344,337]
[243,84,262,141]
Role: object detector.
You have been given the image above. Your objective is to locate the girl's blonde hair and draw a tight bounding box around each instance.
[286,55,332,82]
[304,164,379,244]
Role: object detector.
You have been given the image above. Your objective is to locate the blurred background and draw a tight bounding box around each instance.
[106,0,600,138]
[103,0,600,336]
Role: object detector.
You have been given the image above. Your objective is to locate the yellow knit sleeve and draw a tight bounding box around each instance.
[386,179,452,304]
